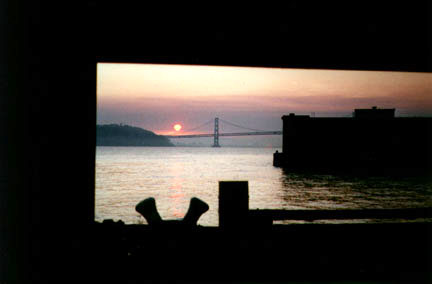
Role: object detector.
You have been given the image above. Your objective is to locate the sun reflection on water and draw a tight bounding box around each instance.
[96,146,432,226]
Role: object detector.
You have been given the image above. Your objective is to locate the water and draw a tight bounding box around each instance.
[95,146,432,226]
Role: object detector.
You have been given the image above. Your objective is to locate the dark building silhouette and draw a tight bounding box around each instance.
[274,107,432,175]
[354,106,395,119]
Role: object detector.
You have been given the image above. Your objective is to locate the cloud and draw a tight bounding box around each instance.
[97,85,432,133]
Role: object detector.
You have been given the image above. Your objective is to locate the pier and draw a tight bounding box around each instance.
[274,108,432,176]
[94,181,432,283]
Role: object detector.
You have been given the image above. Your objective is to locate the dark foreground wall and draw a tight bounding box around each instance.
[83,222,432,283]
[3,1,431,284]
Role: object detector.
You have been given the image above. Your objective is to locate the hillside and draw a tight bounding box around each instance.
[96,124,174,146]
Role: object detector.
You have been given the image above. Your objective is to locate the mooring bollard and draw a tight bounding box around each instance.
[218,181,249,229]
[135,197,209,227]
[135,197,163,225]
[183,197,210,225]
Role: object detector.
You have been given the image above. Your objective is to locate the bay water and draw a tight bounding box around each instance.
[96,146,432,226]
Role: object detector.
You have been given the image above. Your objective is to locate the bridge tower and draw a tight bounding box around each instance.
[213,117,220,147]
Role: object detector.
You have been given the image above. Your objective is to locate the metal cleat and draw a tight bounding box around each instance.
[135,197,209,227]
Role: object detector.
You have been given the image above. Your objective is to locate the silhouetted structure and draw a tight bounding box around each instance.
[213,117,220,147]
[97,181,432,284]
[354,106,395,119]
[5,2,432,283]
[136,197,209,227]
[219,181,249,228]
[274,107,432,176]
[165,117,282,147]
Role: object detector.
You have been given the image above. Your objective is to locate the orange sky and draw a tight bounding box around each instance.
[97,63,431,135]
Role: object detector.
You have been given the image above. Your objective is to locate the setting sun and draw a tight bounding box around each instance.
[173,124,182,131]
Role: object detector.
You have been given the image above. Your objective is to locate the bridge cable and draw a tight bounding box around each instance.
[218,118,268,132]
[184,119,213,132]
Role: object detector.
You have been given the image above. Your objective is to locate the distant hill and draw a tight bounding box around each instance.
[96,124,174,146]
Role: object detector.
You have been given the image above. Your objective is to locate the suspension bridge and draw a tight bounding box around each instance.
[164,118,282,147]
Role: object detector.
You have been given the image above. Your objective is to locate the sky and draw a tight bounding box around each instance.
[97,63,431,146]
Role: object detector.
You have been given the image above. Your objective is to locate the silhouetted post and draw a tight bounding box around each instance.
[219,181,249,229]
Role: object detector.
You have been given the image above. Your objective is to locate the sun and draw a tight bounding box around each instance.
[173,124,182,131]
